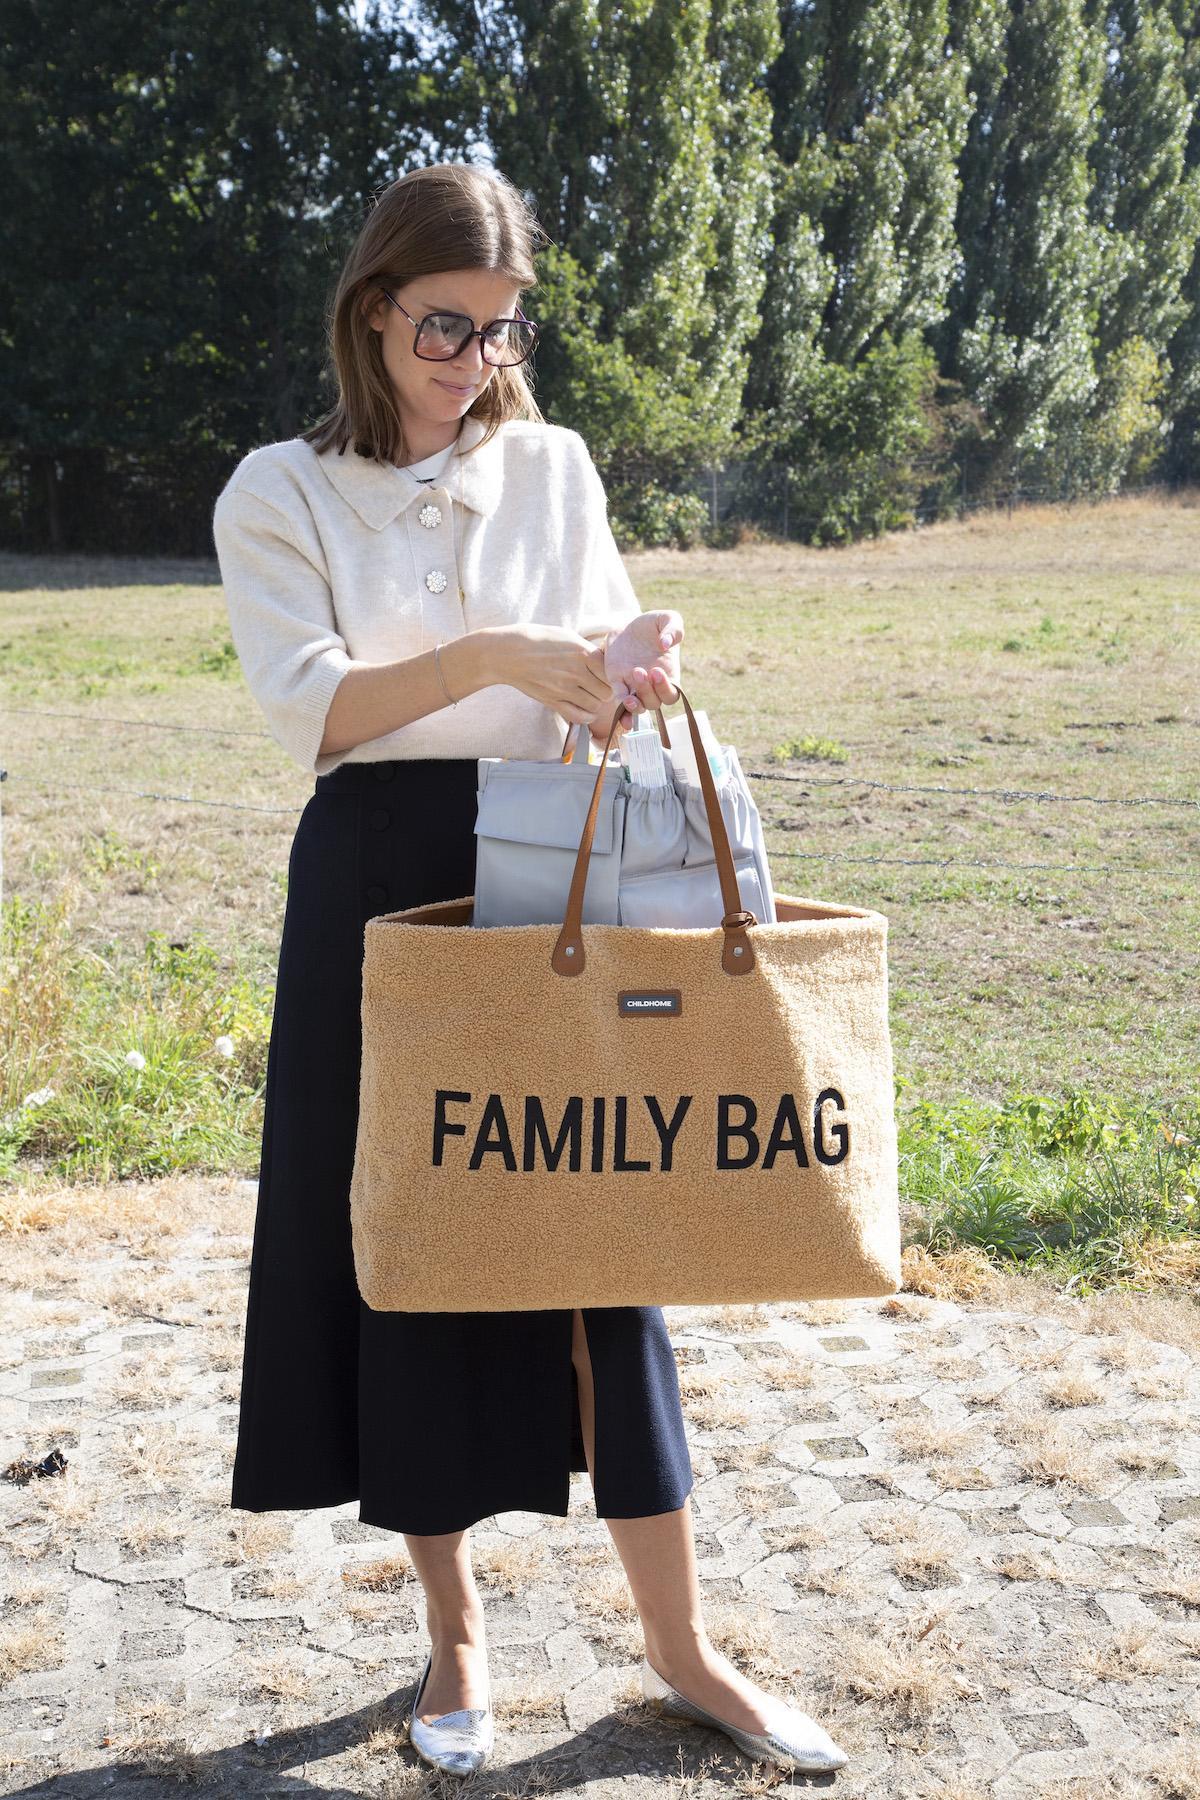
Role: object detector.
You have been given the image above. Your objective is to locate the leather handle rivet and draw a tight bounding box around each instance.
[734,946,743,955]
[565,946,575,956]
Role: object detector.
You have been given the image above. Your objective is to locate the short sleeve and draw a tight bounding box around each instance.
[212,480,355,775]
[573,440,643,642]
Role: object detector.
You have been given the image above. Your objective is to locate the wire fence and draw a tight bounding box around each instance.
[7,706,1197,812]
[3,701,1197,911]
[617,459,1194,540]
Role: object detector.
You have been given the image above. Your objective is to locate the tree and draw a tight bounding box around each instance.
[0,0,427,549]
[944,0,1107,488]
[748,0,970,538]
[420,0,779,466]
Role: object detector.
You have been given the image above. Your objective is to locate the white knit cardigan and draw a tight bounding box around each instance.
[210,411,643,776]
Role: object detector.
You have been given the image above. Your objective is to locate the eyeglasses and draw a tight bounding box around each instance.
[382,291,540,367]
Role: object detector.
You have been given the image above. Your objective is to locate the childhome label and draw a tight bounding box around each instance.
[430,1089,851,1173]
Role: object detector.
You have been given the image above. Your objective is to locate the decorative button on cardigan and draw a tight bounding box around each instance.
[210,412,643,776]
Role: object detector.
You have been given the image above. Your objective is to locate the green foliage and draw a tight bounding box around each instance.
[1077,0,1200,494]
[760,332,939,543]
[900,1088,1200,1293]
[4,0,1200,551]
[1,0,435,548]
[1,894,274,1184]
[953,0,1107,465]
[197,639,240,678]
[768,734,849,764]
[746,0,974,533]
[609,482,709,549]
[456,0,780,469]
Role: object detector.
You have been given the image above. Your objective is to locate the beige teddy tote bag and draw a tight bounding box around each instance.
[348,686,902,1311]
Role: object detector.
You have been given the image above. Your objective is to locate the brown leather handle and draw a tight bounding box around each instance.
[550,682,758,977]
[559,704,670,763]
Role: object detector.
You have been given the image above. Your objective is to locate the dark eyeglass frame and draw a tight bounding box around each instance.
[381,290,540,366]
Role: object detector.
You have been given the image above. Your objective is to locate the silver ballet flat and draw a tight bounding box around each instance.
[641,1654,849,1774]
[407,1647,494,1777]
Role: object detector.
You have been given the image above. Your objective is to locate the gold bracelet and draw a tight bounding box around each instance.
[434,640,458,707]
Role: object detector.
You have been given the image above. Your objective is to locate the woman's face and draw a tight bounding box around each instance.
[366,267,523,429]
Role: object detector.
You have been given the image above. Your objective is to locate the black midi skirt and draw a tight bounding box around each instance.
[230,754,695,1535]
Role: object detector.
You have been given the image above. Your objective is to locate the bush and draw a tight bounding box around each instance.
[610,482,710,549]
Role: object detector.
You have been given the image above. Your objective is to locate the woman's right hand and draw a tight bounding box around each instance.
[483,623,615,725]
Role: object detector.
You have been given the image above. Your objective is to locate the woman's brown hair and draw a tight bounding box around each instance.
[301,163,552,466]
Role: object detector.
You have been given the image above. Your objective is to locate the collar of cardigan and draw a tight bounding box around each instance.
[314,412,500,529]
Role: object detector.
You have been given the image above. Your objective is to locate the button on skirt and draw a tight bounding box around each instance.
[230,755,695,1535]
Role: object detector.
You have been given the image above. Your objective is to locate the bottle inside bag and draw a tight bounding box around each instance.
[665,709,727,784]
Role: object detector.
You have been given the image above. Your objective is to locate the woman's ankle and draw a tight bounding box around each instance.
[644,1629,713,1682]
[425,1600,488,1649]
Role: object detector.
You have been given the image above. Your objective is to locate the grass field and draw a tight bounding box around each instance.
[2,493,1198,1294]
[4,498,1198,1796]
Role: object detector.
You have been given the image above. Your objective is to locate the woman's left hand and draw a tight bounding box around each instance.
[604,610,684,719]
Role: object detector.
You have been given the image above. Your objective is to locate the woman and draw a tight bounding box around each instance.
[212,162,848,1780]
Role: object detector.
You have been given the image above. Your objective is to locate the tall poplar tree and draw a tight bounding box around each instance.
[943,0,1107,488]
[750,0,971,540]
[1061,0,1200,488]
[1160,0,1200,482]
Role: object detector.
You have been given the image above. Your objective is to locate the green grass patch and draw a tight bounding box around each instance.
[899,1084,1199,1295]
[768,733,850,763]
[1,890,272,1185]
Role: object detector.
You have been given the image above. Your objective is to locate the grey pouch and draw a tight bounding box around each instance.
[661,744,777,924]
[613,740,776,927]
[473,724,627,926]
[617,854,769,927]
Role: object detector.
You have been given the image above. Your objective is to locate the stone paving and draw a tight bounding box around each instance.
[1,1173,1198,1799]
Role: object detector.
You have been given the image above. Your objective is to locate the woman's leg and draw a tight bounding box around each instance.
[403,1529,490,1722]
[570,1307,783,1735]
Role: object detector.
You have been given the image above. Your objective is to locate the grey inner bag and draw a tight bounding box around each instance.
[473,723,778,931]
[678,744,777,922]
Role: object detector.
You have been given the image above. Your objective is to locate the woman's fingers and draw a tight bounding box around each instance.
[576,666,617,706]
[649,665,679,705]
[652,610,685,653]
[624,666,659,710]
[593,616,684,721]
[628,664,683,709]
